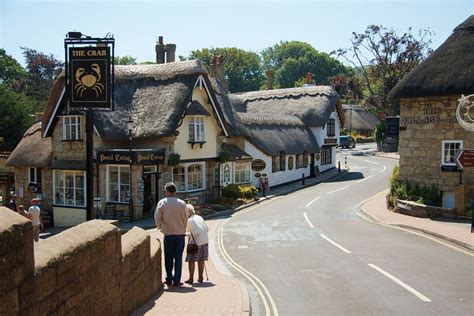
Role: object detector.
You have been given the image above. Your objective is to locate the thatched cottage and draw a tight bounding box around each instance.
[343,105,379,137]
[388,15,474,212]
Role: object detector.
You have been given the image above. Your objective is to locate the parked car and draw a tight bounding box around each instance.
[338,135,356,148]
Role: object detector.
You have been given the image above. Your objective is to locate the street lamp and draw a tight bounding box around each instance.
[126,116,134,222]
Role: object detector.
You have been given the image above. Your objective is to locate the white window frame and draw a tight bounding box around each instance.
[188,116,205,142]
[172,162,206,193]
[234,161,251,184]
[53,170,86,207]
[62,116,82,141]
[29,167,41,184]
[441,140,463,166]
[106,165,130,203]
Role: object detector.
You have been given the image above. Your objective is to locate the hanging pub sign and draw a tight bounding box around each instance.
[68,46,111,107]
[251,159,266,172]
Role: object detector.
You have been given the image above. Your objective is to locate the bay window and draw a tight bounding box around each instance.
[234,162,251,184]
[172,162,206,192]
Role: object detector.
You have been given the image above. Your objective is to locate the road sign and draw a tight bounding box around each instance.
[455,149,474,169]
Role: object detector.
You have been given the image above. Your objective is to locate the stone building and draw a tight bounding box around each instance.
[388,15,474,212]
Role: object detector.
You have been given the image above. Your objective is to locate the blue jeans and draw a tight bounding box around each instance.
[164,235,185,284]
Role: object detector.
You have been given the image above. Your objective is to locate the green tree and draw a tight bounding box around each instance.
[261,41,350,88]
[0,84,35,150]
[0,49,28,92]
[181,47,264,92]
[21,47,63,112]
[114,55,137,65]
[332,25,433,114]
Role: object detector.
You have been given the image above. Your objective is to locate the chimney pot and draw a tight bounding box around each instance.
[166,44,176,63]
[159,36,164,45]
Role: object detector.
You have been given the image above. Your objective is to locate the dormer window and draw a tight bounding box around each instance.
[188,116,205,142]
[326,119,335,137]
[62,116,82,141]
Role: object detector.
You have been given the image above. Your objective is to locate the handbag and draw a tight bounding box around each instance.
[186,234,199,255]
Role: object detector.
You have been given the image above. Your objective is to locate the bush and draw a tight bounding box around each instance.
[374,121,386,143]
[240,185,258,199]
[221,184,241,200]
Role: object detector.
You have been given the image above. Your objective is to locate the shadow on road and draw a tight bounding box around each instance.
[326,171,364,183]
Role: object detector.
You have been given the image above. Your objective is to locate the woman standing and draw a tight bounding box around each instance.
[184,204,209,285]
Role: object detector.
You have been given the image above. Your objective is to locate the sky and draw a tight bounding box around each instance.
[1,0,473,67]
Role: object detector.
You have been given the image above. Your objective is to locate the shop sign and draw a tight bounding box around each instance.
[68,47,111,108]
[254,173,262,178]
[440,165,459,172]
[386,117,400,139]
[134,149,165,165]
[324,138,337,145]
[97,151,131,164]
[251,159,266,172]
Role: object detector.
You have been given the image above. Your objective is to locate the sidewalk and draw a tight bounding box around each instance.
[130,167,348,315]
[361,190,473,252]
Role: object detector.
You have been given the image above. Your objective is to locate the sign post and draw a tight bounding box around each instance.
[455,149,474,170]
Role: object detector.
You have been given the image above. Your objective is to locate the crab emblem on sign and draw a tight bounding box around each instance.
[74,63,104,97]
[456,94,474,131]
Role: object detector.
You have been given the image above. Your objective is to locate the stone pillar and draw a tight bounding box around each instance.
[454,184,466,215]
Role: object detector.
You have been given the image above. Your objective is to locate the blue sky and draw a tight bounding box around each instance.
[1,0,472,66]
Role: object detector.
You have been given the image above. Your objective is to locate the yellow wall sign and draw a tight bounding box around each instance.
[68,47,111,107]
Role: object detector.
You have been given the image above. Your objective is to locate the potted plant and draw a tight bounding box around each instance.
[167,153,180,166]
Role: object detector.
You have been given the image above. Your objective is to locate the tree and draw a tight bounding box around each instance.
[21,47,63,112]
[261,41,350,88]
[0,49,27,92]
[329,74,363,105]
[332,25,433,114]
[181,47,264,93]
[0,84,35,150]
[114,55,137,65]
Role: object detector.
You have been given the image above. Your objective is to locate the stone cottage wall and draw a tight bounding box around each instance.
[398,96,473,211]
[0,207,162,315]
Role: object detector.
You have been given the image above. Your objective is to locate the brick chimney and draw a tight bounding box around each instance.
[266,69,274,90]
[166,44,176,63]
[215,55,228,92]
[155,36,165,64]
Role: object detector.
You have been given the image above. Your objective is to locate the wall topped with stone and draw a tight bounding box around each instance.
[395,199,457,218]
[0,207,162,315]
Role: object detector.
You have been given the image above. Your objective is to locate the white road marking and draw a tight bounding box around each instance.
[305,196,320,208]
[357,175,374,183]
[303,212,314,228]
[238,245,249,249]
[218,219,279,316]
[364,160,379,165]
[368,264,431,302]
[320,234,351,253]
[379,165,387,173]
[327,186,349,195]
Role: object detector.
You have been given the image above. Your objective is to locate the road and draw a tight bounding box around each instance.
[218,145,473,315]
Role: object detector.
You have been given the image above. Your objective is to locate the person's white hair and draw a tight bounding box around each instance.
[186,204,196,217]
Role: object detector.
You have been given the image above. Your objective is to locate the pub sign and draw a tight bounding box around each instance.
[69,47,111,107]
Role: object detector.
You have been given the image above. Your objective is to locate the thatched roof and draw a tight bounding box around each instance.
[233,86,340,127]
[389,15,474,99]
[237,113,320,156]
[5,122,52,168]
[43,60,219,139]
[343,105,379,131]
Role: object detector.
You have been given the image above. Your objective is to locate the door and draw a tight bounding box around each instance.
[143,166,157,218]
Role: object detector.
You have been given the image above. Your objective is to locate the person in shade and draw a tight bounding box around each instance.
[154,182,188,287]
[7,194,17,212]
[184,204,209,285]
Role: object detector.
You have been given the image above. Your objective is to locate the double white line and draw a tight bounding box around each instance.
[218,219,279,316]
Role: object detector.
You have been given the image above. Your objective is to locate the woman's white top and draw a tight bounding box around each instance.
[186,214,209,246]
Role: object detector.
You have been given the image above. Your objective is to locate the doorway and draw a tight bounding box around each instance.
[143,166,158,218]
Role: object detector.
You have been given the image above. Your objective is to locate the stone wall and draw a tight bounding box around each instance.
[0,207,162,315]
[395,199,457,218]
[399,96,473,212]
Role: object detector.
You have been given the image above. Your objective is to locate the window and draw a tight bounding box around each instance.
[235,162,251,183]
[279,152,286,171]
[188,116,205,142]
[29,167,42,185]
[107,166,130,203]
[172,162,205,192]
[53,170,86,206]
[223,164,231,184]
[296,154,304,169]
[326,119,335,137]
[62,116,82,140]
[442,140,463,165]
[303,152,309,168]
[321,147,332,165]
[288,156,294,170]
[272,156,280,172]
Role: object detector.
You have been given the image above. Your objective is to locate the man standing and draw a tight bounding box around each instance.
[154,182,188,287]
[27,198,42,242]
[7,194,17,212]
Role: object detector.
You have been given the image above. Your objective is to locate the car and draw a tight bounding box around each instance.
[338,135,356,148]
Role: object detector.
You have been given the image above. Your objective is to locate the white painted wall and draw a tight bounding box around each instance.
[244,141,311,188]
[311,111,341,172]
[53,207,87,227]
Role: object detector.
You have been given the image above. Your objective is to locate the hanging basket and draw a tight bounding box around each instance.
[168,153,180,166]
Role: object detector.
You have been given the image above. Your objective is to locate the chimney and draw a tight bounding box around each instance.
[155,36,165,64]
[215,55,228,92]
[166,44,176,63]
[209,56,218,78]
[266,69,274,90]
[304,72,314,86]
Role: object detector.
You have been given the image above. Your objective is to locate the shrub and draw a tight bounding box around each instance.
[374,121,386,143]
[221,184,241,200]
[240,185,258,199]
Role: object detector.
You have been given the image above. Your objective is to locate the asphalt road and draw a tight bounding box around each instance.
[219,146,474,315]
